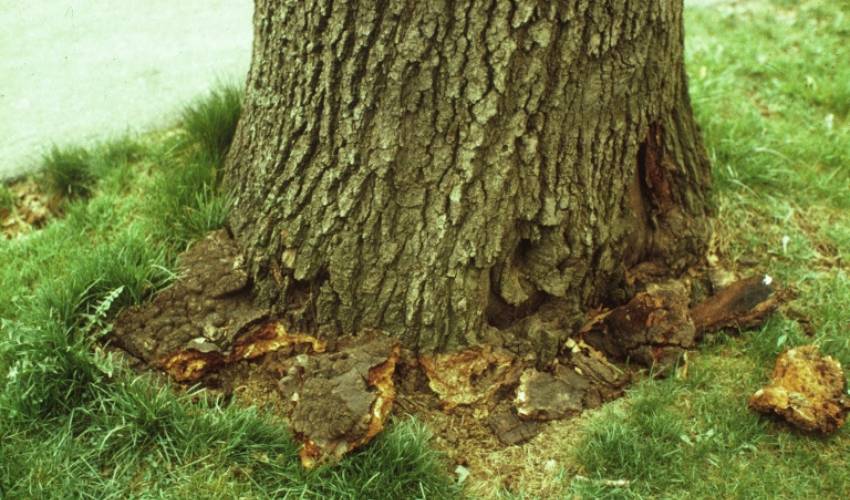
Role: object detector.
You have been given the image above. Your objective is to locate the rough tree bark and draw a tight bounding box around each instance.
[224,0,712,358]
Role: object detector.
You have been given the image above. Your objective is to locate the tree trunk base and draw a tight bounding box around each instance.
[110,230,780,466]
[224,0,714,355]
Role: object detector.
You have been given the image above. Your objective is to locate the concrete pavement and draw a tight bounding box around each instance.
[0,0,253,179]
[0,0,725,180]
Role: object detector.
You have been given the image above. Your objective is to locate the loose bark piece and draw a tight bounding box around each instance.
[749,345,850,434]
[562,341,630,407]
[514,368,585,420]
[179,229,251,298]
[419,346,519,409]
[510,341,628,426]
[581,281,696,371]
[487,405,543,446]
[691,275,779,336]
[276,333,400,467]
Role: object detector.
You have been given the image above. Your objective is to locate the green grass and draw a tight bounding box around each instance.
[0,88,458,498]
[145,151,233,247]
[0,184,13,213]
[688,0,850,209]
[41,145,96,198]
[557,0,850,497]
[38,135,151,201]
[1,377,455,499]
[180,82,243,164]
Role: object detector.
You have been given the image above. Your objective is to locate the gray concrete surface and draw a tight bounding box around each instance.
[0,1,722,180]
[0,0,253,179]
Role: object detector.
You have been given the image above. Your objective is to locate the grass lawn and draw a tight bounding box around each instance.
[2,0,849,498]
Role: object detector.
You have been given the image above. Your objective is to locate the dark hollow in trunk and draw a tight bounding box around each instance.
[224,0,712,357]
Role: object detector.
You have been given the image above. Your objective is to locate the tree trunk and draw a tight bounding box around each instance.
[224,0,711,358]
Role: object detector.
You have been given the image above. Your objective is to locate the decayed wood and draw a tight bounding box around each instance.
[277,333,401,467]
[749,345,850,433]
[580,281,696,370]
[419,346,519,409]
[691,275,780,336]
[578,275,781,373]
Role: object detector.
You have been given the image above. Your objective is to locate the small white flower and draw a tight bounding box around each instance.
[762,274,773,286]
